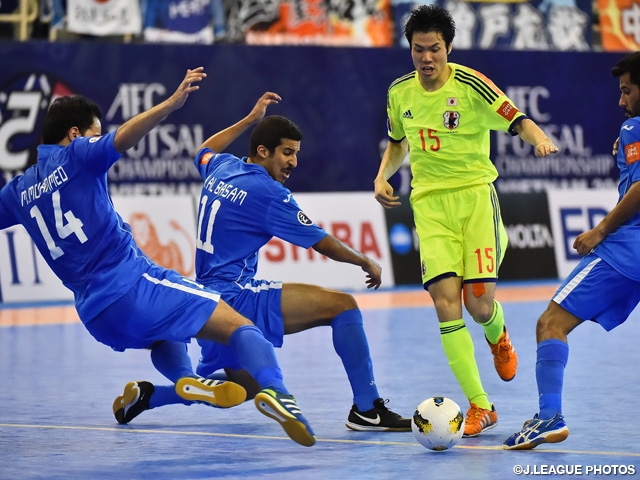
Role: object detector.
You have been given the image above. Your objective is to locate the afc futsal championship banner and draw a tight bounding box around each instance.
[0,43,624,195]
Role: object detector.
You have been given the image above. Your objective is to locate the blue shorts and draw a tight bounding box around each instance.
[196,278,284,376]
[552,253,640,331]
[85,264,220,351]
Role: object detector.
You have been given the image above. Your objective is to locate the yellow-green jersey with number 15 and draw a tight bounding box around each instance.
[386,63,527,199]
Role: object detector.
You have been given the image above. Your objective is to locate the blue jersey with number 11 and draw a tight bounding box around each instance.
[193,148,327,289]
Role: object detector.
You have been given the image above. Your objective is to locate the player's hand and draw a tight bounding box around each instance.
[613,137,620,156]
[534,140,559,157]
[246,92,282,124]
[374,177,401,209]
[167,67,207,111]
[573,227,606,255]
[362,257,382,290]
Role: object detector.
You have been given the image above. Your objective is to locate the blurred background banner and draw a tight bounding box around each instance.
[597,0,640,51]
[241,0,395,46]
[0,42,624,195]
[143,0,217,44]
[66,0,142,36]
[392,0,592,50]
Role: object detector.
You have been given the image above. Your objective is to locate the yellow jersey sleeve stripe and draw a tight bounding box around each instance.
[453,70,500,105]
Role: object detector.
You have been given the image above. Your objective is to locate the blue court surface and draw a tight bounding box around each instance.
[0,283,638,479]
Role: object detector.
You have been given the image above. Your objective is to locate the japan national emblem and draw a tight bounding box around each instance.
[443,111,460,130]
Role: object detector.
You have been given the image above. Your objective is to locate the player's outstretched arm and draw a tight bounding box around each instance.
[312,235,382,289]
[374,139,407,209]
[114,67,207,153]
[573,180,640,255]
[513,119,558,157]
[198,92,281,154]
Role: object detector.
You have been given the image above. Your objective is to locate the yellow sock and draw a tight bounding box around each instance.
[440,319,491,410]
[478,300,505,345]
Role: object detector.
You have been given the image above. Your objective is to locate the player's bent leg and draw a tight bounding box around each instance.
[197,299,254,344]
[280,283,358,333]
[176,376,247,408]
[254,389,316,447]
[282,285,411,432]
[150,341,195,382]
[466,286,518,382]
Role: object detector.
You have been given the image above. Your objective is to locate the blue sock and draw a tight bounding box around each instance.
[332,309,379,411]
[536,339,569,419]
[150,341,194,383]
[149,385,192,408]
[229,325,287,394]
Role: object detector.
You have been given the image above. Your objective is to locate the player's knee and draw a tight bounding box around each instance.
[336,292,358,312]
[535,305,570,341]
[465,298,493,323]
[323,291,358,317]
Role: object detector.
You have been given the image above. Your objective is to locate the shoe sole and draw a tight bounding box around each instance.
[345,421,411,432]
[254,392,316,447]
[112,381,139,424]
[176,378,247,408]
[462,420,498,438]
[503,427,569,450]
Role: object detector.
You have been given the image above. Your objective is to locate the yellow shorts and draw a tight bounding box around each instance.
[411,184,508,286]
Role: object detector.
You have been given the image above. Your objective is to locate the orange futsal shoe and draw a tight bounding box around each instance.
[487,327,518,381]
[463,403,498,437]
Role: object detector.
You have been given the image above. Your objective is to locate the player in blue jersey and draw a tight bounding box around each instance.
[0,69,316,447]
[114,92,412,432]
[503,52,640,449]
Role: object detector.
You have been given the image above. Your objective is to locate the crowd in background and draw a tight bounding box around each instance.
[0,0,611,51]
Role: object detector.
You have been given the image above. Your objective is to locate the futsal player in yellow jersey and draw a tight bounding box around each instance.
[374,5,559,437]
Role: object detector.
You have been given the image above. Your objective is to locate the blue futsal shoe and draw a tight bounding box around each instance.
[254,389,316,447]
[176,376,247,408]
[503,413,569,450]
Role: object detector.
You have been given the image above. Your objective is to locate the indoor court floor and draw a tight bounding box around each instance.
[1,281,638,479]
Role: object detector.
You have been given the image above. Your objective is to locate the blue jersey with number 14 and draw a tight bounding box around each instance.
[0,132,152,321]
[193,148,327,289]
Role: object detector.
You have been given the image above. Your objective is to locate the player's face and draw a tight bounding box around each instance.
[263,139,300,184]
[410,31,451,91]
[619,72,640,118]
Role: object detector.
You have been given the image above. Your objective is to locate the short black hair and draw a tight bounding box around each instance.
[249,115,302,156]
[612,51,640,88]
[404,5,456,47]
[41,95,102,144]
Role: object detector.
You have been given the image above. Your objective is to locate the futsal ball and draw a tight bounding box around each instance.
[411,397,465,451]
